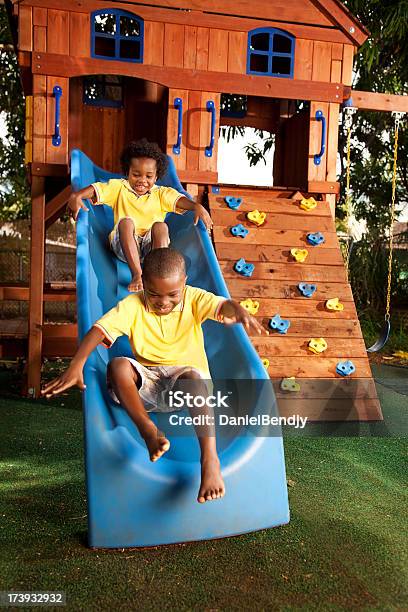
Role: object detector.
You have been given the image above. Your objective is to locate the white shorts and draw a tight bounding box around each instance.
[110,220,152,263]
[107,357,209,413]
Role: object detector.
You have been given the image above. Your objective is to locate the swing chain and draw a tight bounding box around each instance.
[384,112,405,321]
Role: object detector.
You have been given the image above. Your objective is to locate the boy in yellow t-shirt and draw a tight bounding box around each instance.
[42,248,267,504]
[68,139,212,293]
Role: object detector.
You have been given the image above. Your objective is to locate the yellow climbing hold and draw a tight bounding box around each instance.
[325,297,344,311]
[261,358,270,369]
[280,377,301,392]
[291,248,308,263]
[300,197,317,211]
[240,298,260,315]
[246,209,266,226]
[308,338,328,354]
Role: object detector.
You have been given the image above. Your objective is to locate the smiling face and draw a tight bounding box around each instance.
[143,272,187,316]
[128,157,158,196]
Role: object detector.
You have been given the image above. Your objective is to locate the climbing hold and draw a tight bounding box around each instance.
[299,197,317,211]
[308,338,328,354]
[230,223,249,238]
[234,258,255,277]
[298,283,317,298]
[225,196,242,210]
[336,360,356,377]
[240,298,260,315]
[261,358,270,369]
[246,209,266,226]
[325,297,344,312]
[307,232,325,246]
[280,377,301,392]
[269,314,291,335]
[291,248,308,263]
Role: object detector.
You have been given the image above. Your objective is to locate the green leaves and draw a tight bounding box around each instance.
[0,6,29,220]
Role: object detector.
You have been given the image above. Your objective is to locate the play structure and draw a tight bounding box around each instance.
[2,1,408,404]
[4,0,408,413]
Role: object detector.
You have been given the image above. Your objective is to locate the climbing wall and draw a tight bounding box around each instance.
[209,186,382,422]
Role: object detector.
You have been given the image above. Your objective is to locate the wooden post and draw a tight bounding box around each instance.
[27,176,45,398]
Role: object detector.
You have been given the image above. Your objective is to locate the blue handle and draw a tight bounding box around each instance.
[52,85,62,147]
[205,100,216,158]
[172,97,183,155]
[313,109,326,165]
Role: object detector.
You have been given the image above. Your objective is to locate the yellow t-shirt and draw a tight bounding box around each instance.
[92,179,184,240]
[94,285,226,377]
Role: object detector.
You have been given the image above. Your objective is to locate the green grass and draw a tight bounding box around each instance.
[0,365,407,611]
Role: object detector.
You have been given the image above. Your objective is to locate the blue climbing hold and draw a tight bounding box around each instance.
[298,282,317,298]
[234,258,255,277]
[269,314,291,335]
[230,224,249,238]
[225,196,242,210]
[307,232,325,246]
[336,360,356,377]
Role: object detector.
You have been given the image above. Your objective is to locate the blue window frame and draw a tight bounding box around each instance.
[247,28,295,78]
[91,9,143,63]
[83,75,124,108]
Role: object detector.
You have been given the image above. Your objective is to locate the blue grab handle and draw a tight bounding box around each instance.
[205,100,216,158]
[313,110,326,165]
[52,85,62,147]
[172,97,183,155]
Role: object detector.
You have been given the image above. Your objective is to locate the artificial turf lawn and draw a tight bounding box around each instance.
[0,365,407,611]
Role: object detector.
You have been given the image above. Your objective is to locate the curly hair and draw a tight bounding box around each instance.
[143,248,186,280]
[120,139,168,178]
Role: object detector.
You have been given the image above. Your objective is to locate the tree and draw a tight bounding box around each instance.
[0,5,30,220]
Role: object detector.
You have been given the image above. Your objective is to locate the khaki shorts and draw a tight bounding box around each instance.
[107,357,209,413]
[110,219,152,263]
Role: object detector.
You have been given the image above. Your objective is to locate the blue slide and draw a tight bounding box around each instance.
[71,149,289,548]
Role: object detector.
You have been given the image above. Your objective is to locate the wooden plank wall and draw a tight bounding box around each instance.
[69,78,168,173]
[166,89,221,176]
[307,42,354,187]
[208,186,382,421]
[23,6,355,83]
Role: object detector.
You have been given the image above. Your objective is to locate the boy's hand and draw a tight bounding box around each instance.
[68,194,89,221]
[41,363,86,398]
[220,301,268,336]
[193,204,213,232]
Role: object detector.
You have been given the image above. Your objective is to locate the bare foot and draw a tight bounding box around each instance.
[128,274,143,293]
[197,456,225,503]
[143,430,170,462]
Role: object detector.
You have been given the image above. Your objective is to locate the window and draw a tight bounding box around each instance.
[91,9,143,63]
[247,28,294,78]
[83,75,124,108]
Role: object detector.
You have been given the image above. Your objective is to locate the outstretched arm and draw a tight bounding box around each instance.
[41,326,105,398]
[176,196,213,231]
[67,185,97,221]
[219,300,268,336]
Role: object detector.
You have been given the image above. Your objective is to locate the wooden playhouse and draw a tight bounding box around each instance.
[3,0,407,418]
